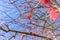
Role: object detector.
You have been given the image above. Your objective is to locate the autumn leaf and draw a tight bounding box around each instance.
[27,15,32,20]
[27,8,33,20]
[42,29,46,33]
[49,9,58,21]
[38,0,50,4]
[42,0,50,4]
[47,30,52,34]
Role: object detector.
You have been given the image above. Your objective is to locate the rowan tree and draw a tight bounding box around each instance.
[0,0,60,40]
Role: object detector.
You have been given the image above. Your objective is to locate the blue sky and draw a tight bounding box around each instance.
[0,0,60,40]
